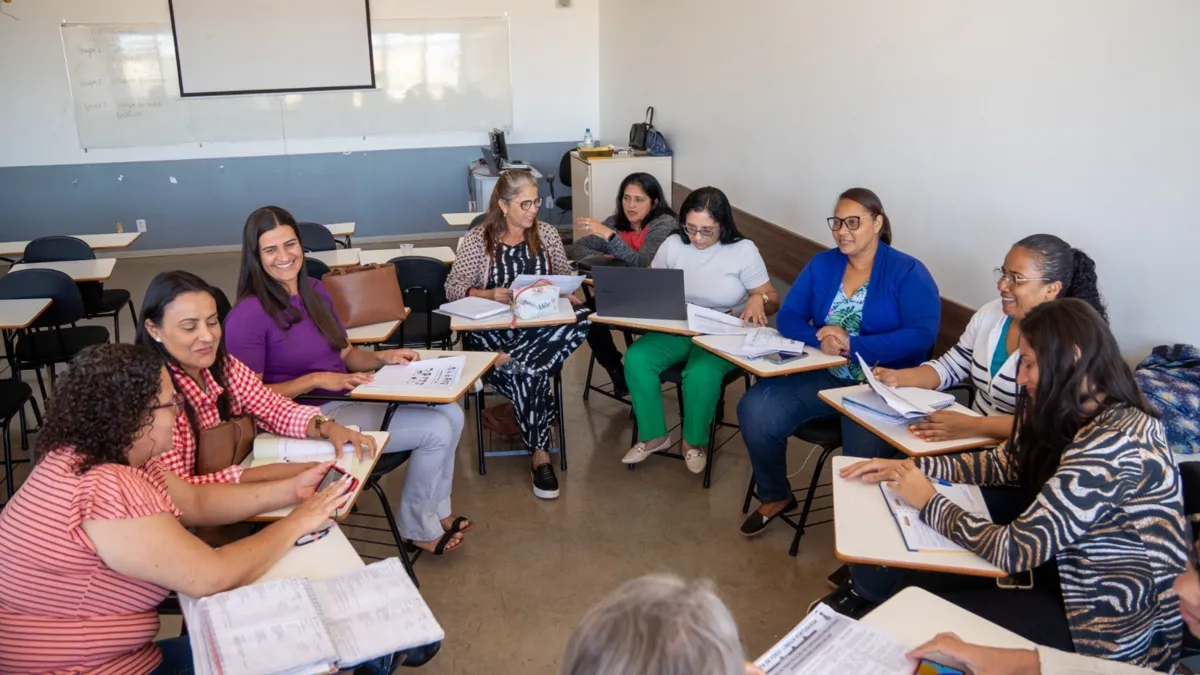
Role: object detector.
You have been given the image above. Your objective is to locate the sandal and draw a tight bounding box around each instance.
[739,497,799,537]
[444,516,474,534]
[403,531,463,556]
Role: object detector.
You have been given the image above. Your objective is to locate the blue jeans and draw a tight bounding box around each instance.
[151,637,194,675]
[739,370,898,504]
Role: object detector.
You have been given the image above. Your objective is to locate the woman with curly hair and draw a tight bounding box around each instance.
[0,344,350,674]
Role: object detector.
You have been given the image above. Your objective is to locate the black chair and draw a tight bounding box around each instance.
[0,379,36,503]
[304,257,331,281]
[384,257,452,350]
[0,269,110,400]
[468,213,486,229]
[344,448,420,586]
[628,365,752,489]
[297,222,338,252]
[22,236,136,342]
[742,417,842,556]
[545,151,573,224]
[471,366,568,476]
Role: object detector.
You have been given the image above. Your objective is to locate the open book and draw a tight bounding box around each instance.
[756,604,914,675]
[881,481,992,553]
[686,304,751,336]
[847,354,956,423]
[435,296,510,320]
[185,558,443,675]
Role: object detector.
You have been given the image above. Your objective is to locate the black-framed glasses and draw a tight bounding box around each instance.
[683,224,717,238]
[993,267,1050,286]
[507,197,542,212]
[151,393,186,412]
[827,216,866,232]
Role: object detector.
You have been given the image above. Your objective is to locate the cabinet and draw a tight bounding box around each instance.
[570,152,673,241]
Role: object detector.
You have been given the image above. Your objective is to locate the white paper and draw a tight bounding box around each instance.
[756,604,913,675]
[858,354,955,419]
[744,327,805,354]
[509,274,584,295]
[253,436,356,464]
[687,304,751,335]
[435,296,511,320]
[880,482,991,553]
[310,558,445,665]
[371,356,465,391]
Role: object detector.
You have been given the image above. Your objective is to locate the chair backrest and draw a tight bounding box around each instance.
[0,269,88,326]
[1180,461,1200,540]
[304,257,331,281]
[296,222,337,252]
[209,286,233,325]
[558,151,572,188]
[22,236,95,263]
[389,257,449,313]
[469,213,487,229]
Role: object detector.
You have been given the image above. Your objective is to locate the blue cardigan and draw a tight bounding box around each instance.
[777,242,941,369]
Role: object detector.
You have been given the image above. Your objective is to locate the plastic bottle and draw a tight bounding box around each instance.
[582,128,594,148]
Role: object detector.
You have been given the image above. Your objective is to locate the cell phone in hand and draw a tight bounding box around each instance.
[913,659,968,675]
[317,465,358,494]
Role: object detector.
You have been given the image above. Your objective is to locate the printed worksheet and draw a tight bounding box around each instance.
[756,604,913,675]
[372,355,465,391]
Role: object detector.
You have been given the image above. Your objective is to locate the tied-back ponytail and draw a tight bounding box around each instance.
[1014,234,1108,323]
[837,187,892,245]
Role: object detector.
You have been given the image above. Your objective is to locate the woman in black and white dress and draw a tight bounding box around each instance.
[445,170,589,500]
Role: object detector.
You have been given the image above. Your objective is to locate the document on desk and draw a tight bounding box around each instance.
[369,355,465,392]
[858,354,956,420]
[509,274,585,295]
[743,327,805,354]
[755,604,913,675]
[881,481,992,553]
[687,304,752,335]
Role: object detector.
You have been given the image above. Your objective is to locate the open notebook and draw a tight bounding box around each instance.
[184,558,443,675]
[881,481,992,553]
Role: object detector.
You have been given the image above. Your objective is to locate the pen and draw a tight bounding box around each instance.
[935,479,952,487]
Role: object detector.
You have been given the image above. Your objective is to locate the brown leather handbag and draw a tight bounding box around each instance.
[193,416,258,547]
[321,263,407,328]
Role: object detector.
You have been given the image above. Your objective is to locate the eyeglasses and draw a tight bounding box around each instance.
[506,197,542,212]
[151,393,186,412]
[827,216,867,232]
[683,224,717,238]
[993,267,1050,286]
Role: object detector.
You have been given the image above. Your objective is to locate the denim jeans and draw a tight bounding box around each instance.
[151,637,194,675]
[739,370,893,504]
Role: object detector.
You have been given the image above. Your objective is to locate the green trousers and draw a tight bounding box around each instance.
[624,332,738,446]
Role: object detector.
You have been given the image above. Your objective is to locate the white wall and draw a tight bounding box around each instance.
[0,0,599,167]
[599,0,1200,356]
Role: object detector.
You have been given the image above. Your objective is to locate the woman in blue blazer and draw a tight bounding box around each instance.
[738,188,940,537]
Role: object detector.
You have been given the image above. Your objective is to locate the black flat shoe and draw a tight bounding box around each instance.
[826,564,851,590]
[532,462,560,499]
[605,365,629,398]
[739,497,799,537]
[808,581,876,620]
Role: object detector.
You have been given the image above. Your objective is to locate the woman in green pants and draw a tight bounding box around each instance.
[622,187,779,474]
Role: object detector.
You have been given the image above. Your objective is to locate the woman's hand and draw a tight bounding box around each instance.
[478,287,513,303]
[320,422,378,461]
[314,371,374,392]
[873,367,903,388]
[819,335,844,356]
[284,474,353,535]
[380,349,420,366]
[565,293,584,306]
[909,410,979,443]
[841,459,936,508]
[575,217,614,240]
[839,458,908,482]
[816,325,850,346]
[740,294,768,327]
[291,461,334,501]
[907,633,1040,675]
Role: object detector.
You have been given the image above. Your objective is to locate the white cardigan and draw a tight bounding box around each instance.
[925,298,1020,416]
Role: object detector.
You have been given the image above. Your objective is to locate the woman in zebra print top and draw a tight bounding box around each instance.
[843,299,1188,671]
[873,234,1106,444]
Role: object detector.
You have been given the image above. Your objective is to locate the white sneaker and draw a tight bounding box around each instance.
[683,446,707,474]
[622,436,671,464]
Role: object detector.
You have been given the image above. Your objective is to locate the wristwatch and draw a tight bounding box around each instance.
[311,414,334,438]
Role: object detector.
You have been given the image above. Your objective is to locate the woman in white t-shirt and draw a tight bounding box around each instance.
[621,187,779,474]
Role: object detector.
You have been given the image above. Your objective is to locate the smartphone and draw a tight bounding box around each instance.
[763,350,808,365]
[317,465,358,494]
[913,659,967,675]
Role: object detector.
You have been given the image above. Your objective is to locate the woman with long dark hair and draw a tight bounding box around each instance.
[841,299,1188,671]
[224,207,469,555]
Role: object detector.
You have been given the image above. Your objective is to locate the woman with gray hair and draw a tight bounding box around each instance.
[560,574,763,675]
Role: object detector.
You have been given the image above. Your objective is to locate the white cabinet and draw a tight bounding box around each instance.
[570,153,673,241]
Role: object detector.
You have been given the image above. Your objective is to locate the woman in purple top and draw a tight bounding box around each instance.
[225,206,469,556]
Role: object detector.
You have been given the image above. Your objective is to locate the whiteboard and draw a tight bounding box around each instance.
[169,0,375,96]
[60,19,512,149]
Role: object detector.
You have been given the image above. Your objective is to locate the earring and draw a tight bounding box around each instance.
[154,338,162,343]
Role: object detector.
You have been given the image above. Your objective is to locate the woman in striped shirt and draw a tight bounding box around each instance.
[873,234,1106,443]
[0,344,350,674]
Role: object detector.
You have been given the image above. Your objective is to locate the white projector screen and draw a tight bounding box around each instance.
[168,0,375,97]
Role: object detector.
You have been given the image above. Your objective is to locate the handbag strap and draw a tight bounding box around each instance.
[644,106,654,125]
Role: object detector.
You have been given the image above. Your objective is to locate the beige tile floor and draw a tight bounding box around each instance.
[2,244,841,674]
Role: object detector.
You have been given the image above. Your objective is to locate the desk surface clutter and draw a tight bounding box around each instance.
[820,384,996,457]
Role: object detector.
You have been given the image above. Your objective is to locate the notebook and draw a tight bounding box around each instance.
[434,297,510,320]
[880,481,992,553]
[850,354,957,423]
[185,558,443,675]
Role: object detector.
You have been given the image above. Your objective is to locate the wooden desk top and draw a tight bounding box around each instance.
[691,335,848,378]
[359,247,456,266]
[450,297,576,331]
[831,455,1005,578]
[345,308,410,345]
[350,350,498,404]
[9,258,117,282]
[863,587,1032,649]
[307,249,361,269]
[0,232,142,258]
[0,298,53,330]
[820,384,997,457]
[589,313,695,336]
[324,222,356,237]
[247,431,388,522]
[443,212,482,227]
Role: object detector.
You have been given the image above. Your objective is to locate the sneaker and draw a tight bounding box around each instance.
[683,446,707,474]
[622,436,672,464]
[531,462,559,499]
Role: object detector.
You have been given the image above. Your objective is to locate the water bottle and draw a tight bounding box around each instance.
[582,128,594,148]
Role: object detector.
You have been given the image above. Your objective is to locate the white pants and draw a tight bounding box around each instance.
[320,400,465,542]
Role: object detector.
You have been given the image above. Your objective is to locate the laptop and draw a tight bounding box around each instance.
[592,267,687,320]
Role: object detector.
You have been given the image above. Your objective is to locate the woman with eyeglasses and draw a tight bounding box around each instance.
[621,187,778,474]
[445,169,589,500]
[873,234,1106,444]
[570,172,678,395]
[737,188,940,536]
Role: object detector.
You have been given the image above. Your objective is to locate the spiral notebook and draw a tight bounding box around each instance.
[185,558,443,675]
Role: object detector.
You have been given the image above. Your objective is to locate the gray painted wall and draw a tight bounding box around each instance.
[0,142,574,250]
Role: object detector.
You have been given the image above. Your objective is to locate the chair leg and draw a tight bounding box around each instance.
[367,480,419,587]
[474,389,487,476]
[17,405,28,451]
[112,314,120,343]
[33,368,49,402]
[3,421,13,501]
[742,476,757,514]
[554,373,567,471]
[628,415,638,471]
[29,397,42,428]
[702,395,722,489]
[790,445,837,557]
[583,353,596,401]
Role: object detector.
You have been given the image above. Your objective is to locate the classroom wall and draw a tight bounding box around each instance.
[597,0,1200,357]
[0,0,599,246]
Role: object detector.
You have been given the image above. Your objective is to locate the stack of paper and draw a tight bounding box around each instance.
[435,297,510,320]
[742,328,805,356]
[755,604,914,675]
[686,304,751,335]
[881,481,991,553]
[843,354,956,424]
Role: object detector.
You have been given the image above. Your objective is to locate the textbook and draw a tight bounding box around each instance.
[184,558,443,675]
[434,296,510,321]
